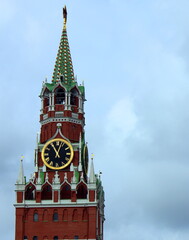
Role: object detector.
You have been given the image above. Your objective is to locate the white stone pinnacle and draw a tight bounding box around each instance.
[16,157,25,184]
[89,158,96,183]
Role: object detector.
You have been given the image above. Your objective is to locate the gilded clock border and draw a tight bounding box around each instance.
[41,138,74,170]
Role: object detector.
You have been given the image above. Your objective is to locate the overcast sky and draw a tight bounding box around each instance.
[1,0,189,239]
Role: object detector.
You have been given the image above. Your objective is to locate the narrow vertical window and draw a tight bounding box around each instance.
[24,237,28,240]
[74,236,79,240]
[33,237,38,240]
[53,211,59,222]
[33,212,38,222]
[54,237,58,240]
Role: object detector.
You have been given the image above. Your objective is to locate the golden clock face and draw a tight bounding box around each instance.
[41,138,74,170]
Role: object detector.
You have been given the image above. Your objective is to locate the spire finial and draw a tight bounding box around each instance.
[63,6,67,25]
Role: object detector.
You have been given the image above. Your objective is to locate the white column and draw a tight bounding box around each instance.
[65,92,68,110]
[49,94,52,111]
[52,93,55,111]
[68,92,71,110]
[78,96,83,113]
[40,98,44,113]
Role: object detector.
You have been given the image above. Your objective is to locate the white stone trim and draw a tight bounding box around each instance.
[43,114,48,120]
[72,113,78,119]
[41,117,84,126]
[55,111,64,118]
[14,201,98,208]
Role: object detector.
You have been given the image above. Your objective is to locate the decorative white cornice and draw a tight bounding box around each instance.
[40,116,84,126]
[14,201,98,208]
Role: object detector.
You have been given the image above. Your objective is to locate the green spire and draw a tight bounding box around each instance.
[52,6,75,86]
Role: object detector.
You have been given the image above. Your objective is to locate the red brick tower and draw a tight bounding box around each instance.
[14,7,105,240]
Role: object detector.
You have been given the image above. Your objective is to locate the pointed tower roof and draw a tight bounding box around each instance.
[52,6,75,87]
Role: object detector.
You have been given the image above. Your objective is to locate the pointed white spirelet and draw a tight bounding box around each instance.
[89,157,96,183]
[17,156,25,184]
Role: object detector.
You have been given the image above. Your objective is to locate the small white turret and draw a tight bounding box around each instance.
[89,154,96,183]
[16,156,25,184]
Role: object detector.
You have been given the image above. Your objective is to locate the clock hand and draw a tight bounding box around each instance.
[55,143,63,158]
[51,143,60,158]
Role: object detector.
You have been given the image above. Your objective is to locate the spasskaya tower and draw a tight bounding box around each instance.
[14,7,105,240]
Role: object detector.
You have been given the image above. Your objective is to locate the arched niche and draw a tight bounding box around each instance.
[42,209,48,222]
[82,209,88,221]
[25,183,36,200]
[62,209,68,221]
[60,183,71,200]
[76,183,88,199]
[72,209,78,221]
[41,183,52,200]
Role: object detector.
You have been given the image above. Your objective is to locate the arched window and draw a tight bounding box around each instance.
[41,184,52,200]
[24,236,28,240]
[70,88,78,106]
[53,236,58,240]
[60,184,71,199]
[25,183,36,200]
[76,184,88,199]
[53,210,59,222]
[55,88,65,104]
[33,237,38,240]
[74,236,79,240]
[33,211,38,222]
